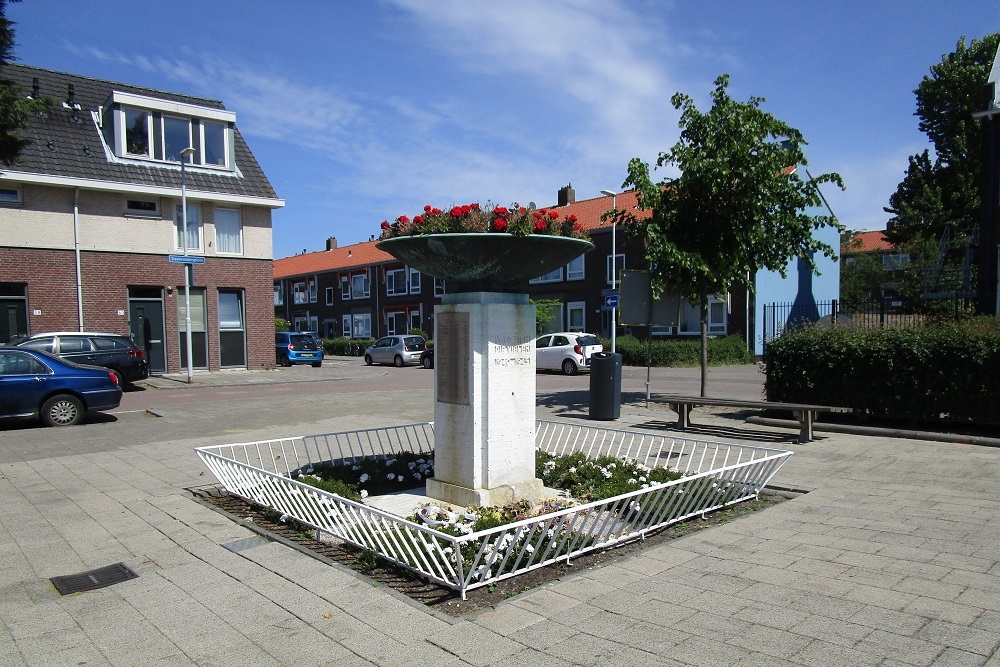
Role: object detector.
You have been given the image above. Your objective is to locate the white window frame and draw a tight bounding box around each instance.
[342,314,352,338]
[566,255,585,281]
[341,276,351,300]
[125,197,159,217]
[386,310,406,336]
[567,301,586,332]
[607,253,625,285]
[530,267,563,284]
[434,278,446,298]
[308,277,317,303]
[409,309,421,332]
[351,271,370,299]
[409,269,421,294]
[386,268,407,296]
[352,313,372,338]
[114,97,233,169]
[325,287,335,306]
[0,185,22,205]
[292,281,308,305]
[174,203,203,252]
[124,107,152,158]
[214,207,243,255]
[273,283,284,306]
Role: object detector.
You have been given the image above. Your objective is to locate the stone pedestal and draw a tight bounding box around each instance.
[424,292,544,508]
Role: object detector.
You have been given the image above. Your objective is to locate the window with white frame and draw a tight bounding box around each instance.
[434,278,445,297]
[567,301,586,332]
[386,268,407,296]
[0,185,21,204]
[409,269,421,294]
[677,295,727,335]
[566,255,585,281]
[387,311,406,335]
[308,277,317,303]
[530,267,562,284]
[325,287,335,305]
[606,253,625,285]
[883,253,910,270]
[351,272,370,299]
[125,197,158,217]
[352,313,372,338]
[174,203,202,251]
[410,310,421,332]
[214,208,242,254]
[323,319,337,338]
[342,314,352,338]
[341,276,351,300]
[292,281,308,305]
[273,283,284,306]
[110,92,234,169]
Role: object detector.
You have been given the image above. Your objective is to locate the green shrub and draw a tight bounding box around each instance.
[408,327,430,340]
[764,319,1000,424]
[598,334,753,367]
[275,318,290,332]
[325,337,375,356]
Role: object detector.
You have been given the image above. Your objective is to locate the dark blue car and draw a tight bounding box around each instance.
[0,347,123,427]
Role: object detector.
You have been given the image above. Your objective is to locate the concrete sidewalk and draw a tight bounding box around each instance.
[1,373,999,665]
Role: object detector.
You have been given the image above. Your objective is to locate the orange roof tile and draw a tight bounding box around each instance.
[842,230,894,254]
[548,190,648,232]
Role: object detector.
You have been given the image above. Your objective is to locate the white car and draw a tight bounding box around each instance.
[535,332,604,375]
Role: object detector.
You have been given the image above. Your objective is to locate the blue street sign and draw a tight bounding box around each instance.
[604,294,619,309]
[168,255,205,264]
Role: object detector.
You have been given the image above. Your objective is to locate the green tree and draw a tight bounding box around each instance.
[885,33,1000,245]
[613,75,843,395]
[530,298,561,335]
[0,0,50,165]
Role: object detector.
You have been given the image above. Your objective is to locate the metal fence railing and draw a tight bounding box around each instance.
[762,298,933,347]
[196,420,792,598]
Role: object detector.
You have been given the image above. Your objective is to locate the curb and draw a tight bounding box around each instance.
[746,416,1000,448]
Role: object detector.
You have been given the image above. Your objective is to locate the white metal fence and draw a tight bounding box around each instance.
[196,420,792,598]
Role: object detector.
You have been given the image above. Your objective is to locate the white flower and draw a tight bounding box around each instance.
[386,458,396,466]
[568,466,576,474]
[386,473,395,480]
[525,544,534,553]
[352,465,360,471]
[627,478,637,485]
[639,476,647,482]
[676,489,685,495]
[413,473,422,480]
[279,513,290,523]
[408,461,416,470]
[305,467,314,474]
[359,473,369,483]
[360,489,369,499]
[629,501,641,512]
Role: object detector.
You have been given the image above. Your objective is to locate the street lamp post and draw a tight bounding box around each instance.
[601,189,618,353]
[179,146,196,384]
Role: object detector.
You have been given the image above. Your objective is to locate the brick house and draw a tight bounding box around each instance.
[0,64,283,372]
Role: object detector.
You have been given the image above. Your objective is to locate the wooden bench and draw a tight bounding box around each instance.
[651,394,853,443]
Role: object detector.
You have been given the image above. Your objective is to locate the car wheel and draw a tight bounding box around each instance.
[394,355,405,368]
[278,353,291,367]
[364,354,373,366]
[561,359,578,376]
[311,361,322,368]
[41,394,84,427]
[422,356,433,369]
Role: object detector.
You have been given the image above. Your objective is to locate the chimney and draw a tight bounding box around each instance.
[557,183,575,207]
[326,237,338,251]
[31,77,39,98]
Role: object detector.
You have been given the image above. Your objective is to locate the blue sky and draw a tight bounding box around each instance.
[7,1,998,259]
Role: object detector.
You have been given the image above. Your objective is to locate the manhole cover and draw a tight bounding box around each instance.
[50,562,138,595]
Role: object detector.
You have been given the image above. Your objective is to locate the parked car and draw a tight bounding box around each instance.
[364,335,427,367]
[275,332,324,367]
[535,332,603,375]
[14,332,148,386]
[0,347,122,427]
[420,348,434,369]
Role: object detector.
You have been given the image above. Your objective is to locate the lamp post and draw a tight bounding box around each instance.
[179,146,196,384]
[601,189,618,353]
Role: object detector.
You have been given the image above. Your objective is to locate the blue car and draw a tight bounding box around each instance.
[275,332,324,367]
[0,347,123,427]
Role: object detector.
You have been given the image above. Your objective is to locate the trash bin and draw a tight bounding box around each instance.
[589,352,622,420]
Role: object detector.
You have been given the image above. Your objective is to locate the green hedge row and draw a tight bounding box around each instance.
[598,334,755,367]
[322,337,376,356]
[764,320,1000,423]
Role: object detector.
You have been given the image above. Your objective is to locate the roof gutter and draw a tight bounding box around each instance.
[0,170,285,208]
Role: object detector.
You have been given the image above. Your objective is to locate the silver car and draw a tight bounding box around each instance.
[535,332,603,375]
[364,335,427,367]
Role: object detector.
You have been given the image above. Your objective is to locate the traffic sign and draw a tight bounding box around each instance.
[604,294,619,309]
[168,255,205,264]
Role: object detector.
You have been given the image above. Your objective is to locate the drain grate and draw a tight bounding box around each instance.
[50,562,138,595]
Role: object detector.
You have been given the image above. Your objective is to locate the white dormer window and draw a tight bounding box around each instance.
[107,92,235,170]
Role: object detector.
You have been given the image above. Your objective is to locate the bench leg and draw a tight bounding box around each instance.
[670,403,692,429]
[794,410,815,443]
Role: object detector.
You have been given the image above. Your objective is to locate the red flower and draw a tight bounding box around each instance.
[450,206,464,218]
[574,221,584,232]
[547,210,559,220]
[533,210,544,220]
[493,218,508,232]
[431,207,442,216]
[396,215,410,224]
[460,204,472,215]
[380,220,390,230]
[534,219,547,232]
[413,215,424,224]
[495,206,510,217]
[567,214,578,222]
[424,204,432,212]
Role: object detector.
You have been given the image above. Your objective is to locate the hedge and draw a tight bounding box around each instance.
[764,319,1000,424]
[597,334,755,367]
[322,337,376,356]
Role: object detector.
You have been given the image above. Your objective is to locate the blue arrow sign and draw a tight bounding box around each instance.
[168,255,205,264]
[604,294,619,309]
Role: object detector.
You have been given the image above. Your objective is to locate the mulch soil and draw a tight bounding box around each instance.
[192,487,785,617]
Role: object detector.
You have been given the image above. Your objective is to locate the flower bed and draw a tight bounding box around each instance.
[196,420,792,598]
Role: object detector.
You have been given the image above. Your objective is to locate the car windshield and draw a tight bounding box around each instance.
[576,335,600,347]
[289,335,314,347]
[403,337,425,349]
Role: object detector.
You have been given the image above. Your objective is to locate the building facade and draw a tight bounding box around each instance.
[0,65,283,372]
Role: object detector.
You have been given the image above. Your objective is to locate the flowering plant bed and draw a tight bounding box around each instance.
[195,421,792,599]
[379,201,588,240]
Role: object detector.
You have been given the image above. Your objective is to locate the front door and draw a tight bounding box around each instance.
[129,297,166,373]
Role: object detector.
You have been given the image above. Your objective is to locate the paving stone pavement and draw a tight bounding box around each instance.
[1,365,999,666]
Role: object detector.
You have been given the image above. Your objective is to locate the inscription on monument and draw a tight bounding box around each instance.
[490,335,534,367]
[437,312,470,405]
